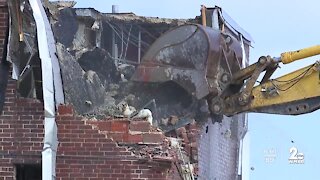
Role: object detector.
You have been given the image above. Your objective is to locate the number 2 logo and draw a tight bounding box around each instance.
[289,147,304,160]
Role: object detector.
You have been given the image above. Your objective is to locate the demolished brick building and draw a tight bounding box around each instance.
[0,1,252,179]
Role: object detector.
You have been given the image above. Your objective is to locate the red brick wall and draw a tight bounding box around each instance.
[0,2,12,180]
[56,106,175,180]
[0,81,179,180]
[0,0,7,63]
[0,80,43,180]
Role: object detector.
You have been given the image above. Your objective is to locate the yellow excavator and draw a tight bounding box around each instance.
[131,23,320,119]
[216,45,320,116]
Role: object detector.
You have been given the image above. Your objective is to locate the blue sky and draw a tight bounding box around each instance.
[75,1,320,179]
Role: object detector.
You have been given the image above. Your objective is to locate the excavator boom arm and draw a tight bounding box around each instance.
[219,45,320,116]
[224,62,320,115]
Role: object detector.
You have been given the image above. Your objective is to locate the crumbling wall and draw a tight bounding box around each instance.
[2,2,200,179]
[0,2,192,179]
[0,78,183,180]
[2,1,251,179]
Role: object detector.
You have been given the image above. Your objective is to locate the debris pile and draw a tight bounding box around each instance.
[86,117,200,179]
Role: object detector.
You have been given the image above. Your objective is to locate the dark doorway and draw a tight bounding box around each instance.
[16,164,42,180]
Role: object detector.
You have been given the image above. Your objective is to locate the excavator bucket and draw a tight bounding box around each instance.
[131,24,243,99]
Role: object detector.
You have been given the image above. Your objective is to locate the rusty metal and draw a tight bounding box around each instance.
[231,56,281,84]
[231,63,258,83]
[238,56,270,104]
[260,64,278,84]
[15,0,24,41]
[131,24,243,100]
[218,56,277,115]
[201,5,207,26]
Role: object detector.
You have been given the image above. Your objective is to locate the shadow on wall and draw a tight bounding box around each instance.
[0,17,9,114]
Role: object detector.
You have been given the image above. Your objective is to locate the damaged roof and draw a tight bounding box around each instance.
[76,8,190,25]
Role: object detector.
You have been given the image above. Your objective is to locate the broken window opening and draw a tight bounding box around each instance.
[17,51,43,101]
[8,0,43,101]
[15,164,42,180]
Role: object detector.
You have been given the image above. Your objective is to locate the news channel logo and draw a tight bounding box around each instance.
[263,146,304,164]
[288,146,304,164]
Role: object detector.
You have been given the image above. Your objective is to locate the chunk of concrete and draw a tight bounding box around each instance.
[56,43,115,114]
